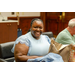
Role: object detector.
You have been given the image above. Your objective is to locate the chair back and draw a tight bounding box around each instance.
[0,41,15,62]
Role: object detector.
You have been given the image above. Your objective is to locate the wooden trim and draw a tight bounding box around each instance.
[8,16,40,19]
[40,12,46,32]
[8,16,40,26]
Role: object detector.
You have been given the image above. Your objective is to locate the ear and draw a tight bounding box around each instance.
[74,26,75,28]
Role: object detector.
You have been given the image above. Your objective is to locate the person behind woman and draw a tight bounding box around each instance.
[11,18,63,62]
[55,18,75,46]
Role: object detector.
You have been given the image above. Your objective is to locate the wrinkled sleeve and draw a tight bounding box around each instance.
[45,35,51,44]
[11,36,30,53]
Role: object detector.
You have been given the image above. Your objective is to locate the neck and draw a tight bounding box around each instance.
[67,27,73,36]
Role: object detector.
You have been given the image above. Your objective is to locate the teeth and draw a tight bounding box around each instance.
[36,32,40,34]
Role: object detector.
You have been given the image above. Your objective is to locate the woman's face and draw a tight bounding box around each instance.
[31,20,44,39]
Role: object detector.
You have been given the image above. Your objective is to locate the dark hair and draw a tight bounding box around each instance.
[30,18,43,26]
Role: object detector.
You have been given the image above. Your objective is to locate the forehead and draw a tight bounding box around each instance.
[72,19,75,21]
[35,20,42,24]
[32,20,43,25]
[70,19,75,23]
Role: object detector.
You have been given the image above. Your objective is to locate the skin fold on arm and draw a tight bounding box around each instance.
[14,43,42,62]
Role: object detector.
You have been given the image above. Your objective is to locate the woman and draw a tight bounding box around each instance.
[12,18,63,62]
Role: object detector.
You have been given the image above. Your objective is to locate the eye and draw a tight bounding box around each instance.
[34,27,37,28]
[39,27,42,29]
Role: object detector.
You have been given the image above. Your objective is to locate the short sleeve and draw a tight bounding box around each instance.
[11,36,30,53]
[45,35,51,44]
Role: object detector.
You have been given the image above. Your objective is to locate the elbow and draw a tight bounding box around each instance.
[14,53,21,62]
[15,56,22,62]
[14,53,27,62]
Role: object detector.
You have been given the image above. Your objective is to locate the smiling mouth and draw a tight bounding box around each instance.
[35,32,40,35]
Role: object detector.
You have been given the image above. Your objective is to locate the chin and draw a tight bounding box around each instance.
[35,35,40,39]
[35,35,40,37]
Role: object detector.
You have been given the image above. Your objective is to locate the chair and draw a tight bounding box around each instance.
[0,41,15,62]
[42,32,55,40]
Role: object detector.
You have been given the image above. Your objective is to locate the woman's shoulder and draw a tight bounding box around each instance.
[11,32,31,53]
[41,34,51,44]
[15,32,31,45]
[41,34,50,39]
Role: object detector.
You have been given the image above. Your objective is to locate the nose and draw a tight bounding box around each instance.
[36,28,40,31]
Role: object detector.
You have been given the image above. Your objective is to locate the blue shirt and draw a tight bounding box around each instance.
[27,53,64,62]
[11,32,51,56]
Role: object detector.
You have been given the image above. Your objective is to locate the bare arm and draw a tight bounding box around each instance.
[14,43,42,62]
